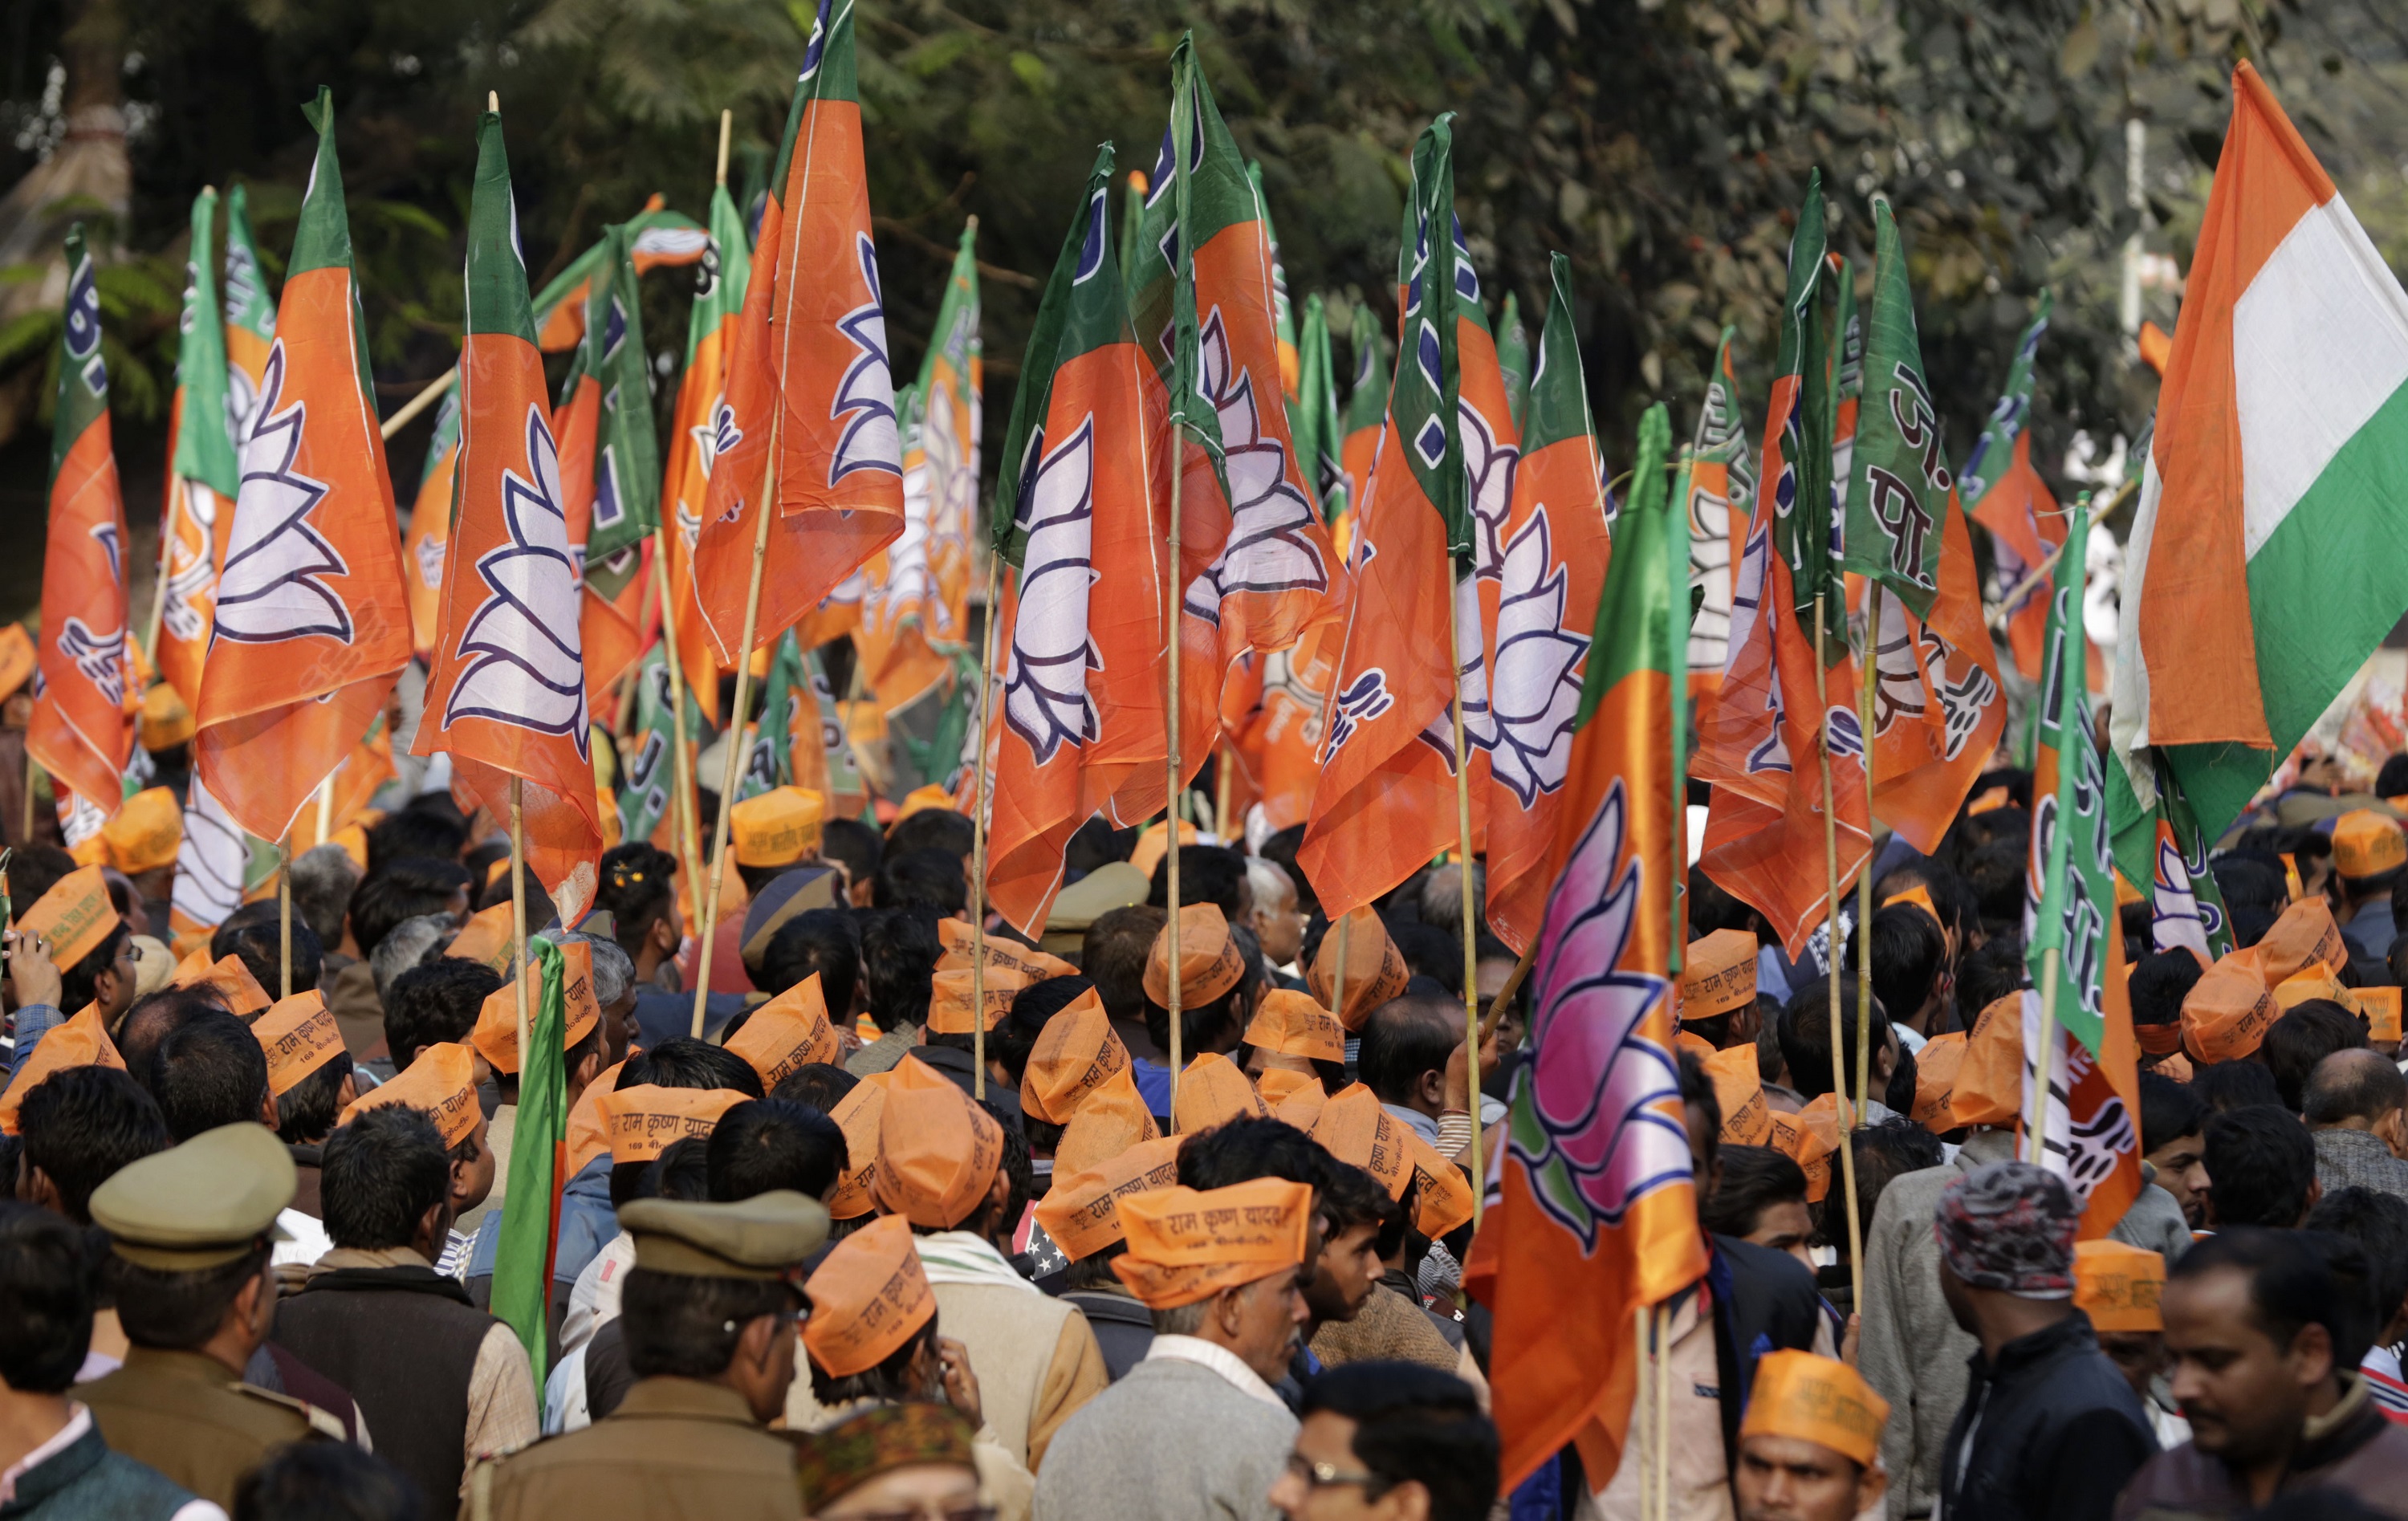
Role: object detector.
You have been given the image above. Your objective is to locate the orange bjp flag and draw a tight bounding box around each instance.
[155,187,245,709]
[30,227,134,819]
[659,181,752,720]
[195,91,412,845]
[413,109,604,923]
[694,0,904,665]
[400,376,462,661]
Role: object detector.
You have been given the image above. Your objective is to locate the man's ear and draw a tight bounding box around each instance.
[1856,1462,1890,1516]
[651,916,681,955]
[417,1199,450,1255]
[258,1088,282,1129]
[24,1165,64,1217]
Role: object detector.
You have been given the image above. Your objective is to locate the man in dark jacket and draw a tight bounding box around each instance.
[1936,1161,2155,1521]
[2116,1227,2408,1519]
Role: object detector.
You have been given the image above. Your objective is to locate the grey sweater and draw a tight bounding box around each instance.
[1031,1358,1294,1521]
[1857,1129,2192,1519]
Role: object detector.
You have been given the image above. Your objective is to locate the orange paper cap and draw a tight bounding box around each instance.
[2273,970,2361,1019]
[2073,1238,2166,1332]
[1018,990,1129,1127]
[1311,1084,1411,1199]
[725,975,842,1088]
[1126,819,1198,882]
[1307,907,1409,1031]
[925,965,1028,1035]
[1271,1079,1328,1133]
[1949,994,2027,1129]
[0,624,33,703]
[730,787,825,868]
[1767,1106,1837,1203]
[564,1059,627,1178]
[251,992,343,1096]
[599,1084,750,1164]
[2182,955,2279,1064]
[1402,1131,1476,1238]
[1143,904,1243,1009]
[1173,1051,1270,1135]
[169,950,272,1018]
[138,684,195,751]
[1051,1063,1163,1178]
[0,1004,124,1134]
[470,941,600,1075]
[825,1079,888,1219]
[1883,884,1943,930]
[801,1214,935,1378]
[1739,1350,1890,1469]
[340,1041,478,1147]
[2256,897,2348,986]
[2361,986,2403,1043]
[1702,1043,1771,1147]
[936,919,1076,982]
[1911,1031,1968,1130]
[872,1055,1005,1229]
[1255,1067,1316,1108]
[895,785,957,824]
[445,903,516,974]
[1674,1030,1714,1059]
[103,787,182,875]
[1967,785,2010,815]
[1243,988,1345,1063]
[1110,1177,1313,1309]
[20,865,120,974]
[2333,809,2408,880]
[1034,1135,1185,1262]
[1681,929,1759,1019]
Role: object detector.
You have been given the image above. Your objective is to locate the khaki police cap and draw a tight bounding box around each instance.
[89,1122,295,1271]
[620,1190,832,1280]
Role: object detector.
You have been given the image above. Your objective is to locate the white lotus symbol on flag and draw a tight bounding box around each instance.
[161,521,218,645]
[1490,510,1586,807]
[1419,573,1495,771]
[1003,417,1101,767]
[414,526,446,595]
[875,433,935,632]
[1460,396,1519,586]
[1180,306,1328,629]
[1324,669,1394,760]
[445,404,590,754]
[215,343,353,647]
[173,775,246,930]
[58,618,127,707]
[830,233,902,484]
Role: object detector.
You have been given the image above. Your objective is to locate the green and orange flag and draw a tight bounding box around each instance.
[1487,254,1615,954]
[529,199,710,354]
[1465,403,1706,1491]
[30,226,135,823]
[221,182,275,432]
[491,933,571,1372]
[1333,302,1386,560]
[551,223,653,706]
[401,375,462,661]
[661,179,752,720]
[1293,293,1343,523]
[694,0,905,661]
[155,187,242,708]
[1960,292,2058,682]
[1682,328,1755,696]
[195,91,413,845]
[985,147,1171,934]
[414,109,604,922]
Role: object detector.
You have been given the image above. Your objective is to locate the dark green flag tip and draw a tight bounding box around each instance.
[302,85,333,134]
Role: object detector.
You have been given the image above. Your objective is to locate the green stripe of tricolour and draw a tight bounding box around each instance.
[2167,373,2408,837]
[1518,254,1592,458]
[914,222,979,403]
[172,189,240,499]
[466,113,538,344]
[491,937,567,1374]
[49,227,108,486]
[291,89,355,279]
[989,145,1126,561]
[1579,404,1673,714]
[223,185,275,342]
[766,0,856,208]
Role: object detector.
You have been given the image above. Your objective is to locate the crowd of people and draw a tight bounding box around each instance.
[9,703,2408,1521]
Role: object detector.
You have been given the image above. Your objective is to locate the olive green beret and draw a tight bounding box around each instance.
[620,1189,831,1279]
[90,1122,295,1270]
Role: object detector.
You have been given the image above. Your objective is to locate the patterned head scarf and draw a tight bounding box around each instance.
[1934,1160,2078,1299]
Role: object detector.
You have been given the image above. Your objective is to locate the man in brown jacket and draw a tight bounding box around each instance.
[2117,1227,2408,1519]
[469,1190,830,1521]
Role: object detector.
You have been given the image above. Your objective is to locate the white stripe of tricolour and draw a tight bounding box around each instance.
[2106,449,2162,807]
[2235,195,2408,559]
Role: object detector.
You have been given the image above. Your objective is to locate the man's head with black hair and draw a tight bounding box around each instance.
[15,1067,170,1224]
[321,1104,454,1253]
[873,848,966,916]
[1959,840,2028,931]
[1861,904,1946,1035]
[2264,1001,2367,1114]
[597,842,681,973]
[234,1443,423,1521]
[148,1012,271,1141]
[1389,921,1463,986]
[1698,1144,1812,1264]
[2162,1226,2366,1467]
[210,916,322,998]
[1146,844,1250,921]
[820,817,882,907]
[365,805,469,877]
[286,844,360,953]
[1951,932,2027,1029]
[114,985,228,1092]
[1678,1050,1722,1185]
[859,906,940,1035]
[1358,992,1462,1119]
[1084,905,1166,1026]
[7,847,76,919]
[381,958,504,1072]
[58,921,137,1023]
[1065,816,1137,878]
[759,908,860,1013]
[1277,1363,1499,1521]
[1778,981,1895,1107]
[771,1062,860,1114]
[2203,1104,2318,1229]
[0,1200,98,1396]
[2141,1069,2210,1228]
[348,858,473,960]
[883,807,974,864]
[273,1050,356,1146]
[2130,948,2207,1033]
[2211,854,2289,914]
[608,1039,765,1208]
[705,1098,848,1202]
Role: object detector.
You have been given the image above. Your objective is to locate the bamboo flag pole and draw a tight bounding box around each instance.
[380,369,457,441]
[140,507,173,664]
[1855,584,1880,1128]
[1653,1302,1672,1521]
[21,752,34,847]
[313,774,335,850]
[1328,914,1349,1032]
[278,833,293,999]
[510,776,531,1072]
[2031,946,2060,1162]
[1164,421,1186,1129]
[968,547,1003,1101]
[1445,569,1484,1226]
[1811,592,1865,1305]
[693,422,781,1038]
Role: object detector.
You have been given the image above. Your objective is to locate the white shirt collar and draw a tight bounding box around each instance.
[0,1404,91,1502]
[1143,1334,1287,1409]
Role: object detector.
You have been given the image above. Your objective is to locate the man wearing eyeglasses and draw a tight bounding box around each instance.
[1267,1360,1498,1521]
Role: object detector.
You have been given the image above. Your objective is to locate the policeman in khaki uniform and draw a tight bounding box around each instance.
[469,1190,831,1521]
[76,1123,344,1507]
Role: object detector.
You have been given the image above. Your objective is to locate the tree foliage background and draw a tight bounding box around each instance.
[0,0,2403,620]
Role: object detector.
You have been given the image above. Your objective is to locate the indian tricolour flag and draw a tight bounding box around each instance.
[2109,61,2408,879]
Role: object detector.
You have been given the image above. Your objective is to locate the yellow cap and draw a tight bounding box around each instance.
[2334,810,2408,880]
[2073,1239,2165,1332]
[730,787,825,869]
[1739,1350,1889,1469]
[139,684,196,750]
[895,785,957,823]
[103,787,182,874]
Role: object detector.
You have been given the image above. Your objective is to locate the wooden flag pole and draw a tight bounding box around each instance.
[1445,568,1484,1226]
[2031,945,2060,1159]
[1213,742,1232,841]
[1855,584,1880,1128]
[21,752,34,847]
[510,776,531,1070]
[1483,936,1536,1043]
[968,550,1003,1100]
[1328,913,1350,1032]
[693,422,780,1038]
[313,774,335,850]
[380,369,457,442]
[1164,421,1186,1128]
[277,833,293,999]
[140,514,173,663]
[1653,1301,1672,1521]
[1811,592,1865,1307]
[651,539,702,888]
[715,108,731,188]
